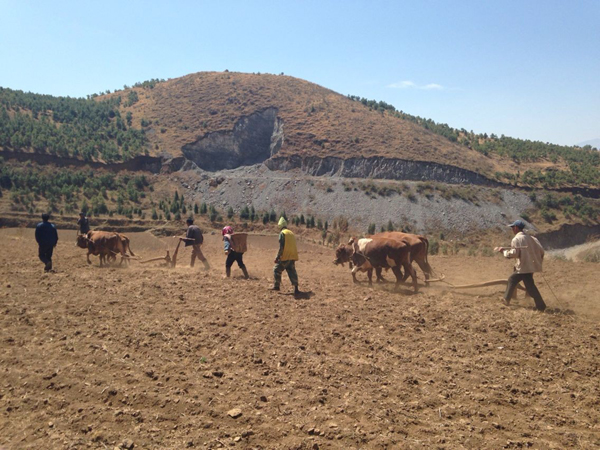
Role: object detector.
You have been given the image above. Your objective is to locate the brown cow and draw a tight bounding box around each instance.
[371,232,432,283]
[106,233,135,265]
[333,243,385,283]
[76,231,127,267]
[350,237,418,292]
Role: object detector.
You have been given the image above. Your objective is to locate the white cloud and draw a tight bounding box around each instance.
[387,81,416,89]
[387,80,444,90]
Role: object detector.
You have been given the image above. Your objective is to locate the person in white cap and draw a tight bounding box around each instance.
[495,220,546,311]
[271,217,300,296]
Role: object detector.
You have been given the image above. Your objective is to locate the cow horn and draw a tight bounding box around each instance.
[348,237,355,245]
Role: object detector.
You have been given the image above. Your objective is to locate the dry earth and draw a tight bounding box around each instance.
[1,228,599,449]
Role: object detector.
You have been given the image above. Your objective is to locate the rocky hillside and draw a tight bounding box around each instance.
[117,72,493,174]
[2,72,599,191]
[1,72,598,237]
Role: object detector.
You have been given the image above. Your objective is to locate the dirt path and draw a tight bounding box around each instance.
[1,228,599,449]
[548,240,600,262]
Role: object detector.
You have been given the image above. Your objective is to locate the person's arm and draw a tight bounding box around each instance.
[503,235,520,259]
[495,237,519,258]
[35,225,41,245]
[224,237,231,253]
[180,228,195,242]
[275,232,285,262]
[53,225,58,245]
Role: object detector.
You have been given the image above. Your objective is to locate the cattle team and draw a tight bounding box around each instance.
[35,210,546,308]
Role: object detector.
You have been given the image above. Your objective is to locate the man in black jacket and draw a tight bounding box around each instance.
[77,212,90,235]
[35,213,59,272]
[180,218,210,270]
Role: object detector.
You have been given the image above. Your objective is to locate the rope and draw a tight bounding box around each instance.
[541,272,567,310]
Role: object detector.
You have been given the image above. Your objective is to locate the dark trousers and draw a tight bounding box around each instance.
[226,251,246,270]
[504,272,546,311]
[190,244,208,268]
[273,260,298,288]
[38,245,54,270]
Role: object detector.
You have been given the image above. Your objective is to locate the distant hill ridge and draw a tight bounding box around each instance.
[1,71,598,188]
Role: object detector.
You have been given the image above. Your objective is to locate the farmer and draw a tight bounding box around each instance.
[222,226,249,279]
[77,211,90,235]
[180,218,210,270]
[35,213,59,272]
[271,217,300,296]
[495,219,546,312]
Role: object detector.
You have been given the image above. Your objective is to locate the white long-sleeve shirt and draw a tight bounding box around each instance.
[503,232,544,274]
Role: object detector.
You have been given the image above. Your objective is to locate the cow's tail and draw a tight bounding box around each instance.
[126,239,135,256]
[422,237,430,266]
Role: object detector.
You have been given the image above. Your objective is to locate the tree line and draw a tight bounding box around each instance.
[0,87,148,162]
[0,162,149,218]
[347,94,599,187]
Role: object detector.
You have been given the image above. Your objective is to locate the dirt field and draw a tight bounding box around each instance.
[1,228,599,449]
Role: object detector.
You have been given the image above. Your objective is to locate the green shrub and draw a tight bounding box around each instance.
[429,239,440,255]
[481,247,495,257]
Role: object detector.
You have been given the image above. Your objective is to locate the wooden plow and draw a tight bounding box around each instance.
[442,278,527,295]
[445,279,514,289]
[139,238,182,268]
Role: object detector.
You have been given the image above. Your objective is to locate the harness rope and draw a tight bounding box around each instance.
[541,272,567,310]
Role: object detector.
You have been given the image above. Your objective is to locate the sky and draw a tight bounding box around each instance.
[1,0,599,147]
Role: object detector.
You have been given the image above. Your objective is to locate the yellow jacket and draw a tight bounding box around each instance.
[278,228,298,261]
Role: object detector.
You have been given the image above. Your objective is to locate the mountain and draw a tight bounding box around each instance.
[577,138,600,149]
[110,72,495,176]
[1,71,598,235]
[1,71,598,189]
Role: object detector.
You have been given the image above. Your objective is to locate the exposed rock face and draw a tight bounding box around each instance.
[265,155,498,186]
[181,107,283,171]
[537,224,600,250]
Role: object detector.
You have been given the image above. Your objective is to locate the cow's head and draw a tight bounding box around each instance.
[333,244,353,266]
[76,234,89,249]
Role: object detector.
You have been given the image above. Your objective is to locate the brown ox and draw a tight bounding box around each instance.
[333,243,385,283]
[106,233,135,265]
[350,237,418,292]
[371,232,432,283]
[76,231,128,267]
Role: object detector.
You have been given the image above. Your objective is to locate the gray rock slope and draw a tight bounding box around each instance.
[175,164,533,235]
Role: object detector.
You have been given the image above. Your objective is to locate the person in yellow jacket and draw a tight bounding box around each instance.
[271,217,300,296]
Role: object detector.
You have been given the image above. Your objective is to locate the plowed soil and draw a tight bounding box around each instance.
[1,228,599,449]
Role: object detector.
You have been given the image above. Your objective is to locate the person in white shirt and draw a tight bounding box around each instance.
[495,220,546,312]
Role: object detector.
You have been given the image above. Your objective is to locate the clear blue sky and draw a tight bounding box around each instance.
[1,0,599,146]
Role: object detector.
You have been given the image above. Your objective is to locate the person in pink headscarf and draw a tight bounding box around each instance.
[222,226,249,279]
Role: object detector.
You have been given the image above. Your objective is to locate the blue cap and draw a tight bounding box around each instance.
[508,219,525,229]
